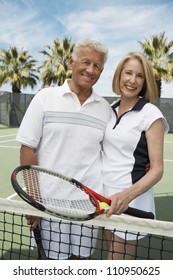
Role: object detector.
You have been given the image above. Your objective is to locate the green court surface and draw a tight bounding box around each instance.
[0,125,173,219]
[0,126,173,260]
[154,132,173,221]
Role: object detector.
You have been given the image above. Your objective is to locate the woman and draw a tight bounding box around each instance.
[102,52,169,259]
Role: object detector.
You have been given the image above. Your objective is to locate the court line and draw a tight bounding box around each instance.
[7,193,17,199]
[7,187,26,200]
[0,139,16,144]
[0,134,16,138]
[3,137,172,200]
[0,145,19,149]
[0,137,19,148]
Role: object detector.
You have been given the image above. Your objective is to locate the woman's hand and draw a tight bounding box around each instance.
[106,190,131,218]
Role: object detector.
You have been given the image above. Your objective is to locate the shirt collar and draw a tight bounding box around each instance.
[112,98,148,112]
[62,79,102,102]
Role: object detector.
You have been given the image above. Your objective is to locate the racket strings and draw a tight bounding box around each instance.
[19,169,96,218]
[23,169,41,202]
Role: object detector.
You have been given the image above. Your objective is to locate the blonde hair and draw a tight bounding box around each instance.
[112,52,158,103]
[71,39,108,64]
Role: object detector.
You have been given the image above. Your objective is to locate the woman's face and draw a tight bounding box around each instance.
[120,58,145,99]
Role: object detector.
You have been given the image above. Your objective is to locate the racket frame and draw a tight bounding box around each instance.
[11,165,154,221]
[11,165,102,220]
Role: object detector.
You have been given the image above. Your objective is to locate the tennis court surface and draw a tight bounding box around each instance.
[0,126,173,260]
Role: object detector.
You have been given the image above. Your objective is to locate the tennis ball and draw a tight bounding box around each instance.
[99,202,109,210]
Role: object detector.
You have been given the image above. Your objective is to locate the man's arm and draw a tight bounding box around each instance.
[20,145,38,165]
[20,144,40,230]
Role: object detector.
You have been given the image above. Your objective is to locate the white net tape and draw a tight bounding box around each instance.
[1,197,173,238]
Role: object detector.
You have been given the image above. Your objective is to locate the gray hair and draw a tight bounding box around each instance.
[71,39,108,64]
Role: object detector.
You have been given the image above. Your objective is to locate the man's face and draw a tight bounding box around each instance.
[69,46,104,90]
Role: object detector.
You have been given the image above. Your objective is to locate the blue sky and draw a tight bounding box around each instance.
[0,0,173,97]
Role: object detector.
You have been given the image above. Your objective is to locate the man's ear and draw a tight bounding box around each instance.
[68,56,73,69]
[100,67,104,74]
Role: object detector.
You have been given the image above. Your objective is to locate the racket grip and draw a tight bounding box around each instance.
[33,226,47,260]
[124,207,155,219]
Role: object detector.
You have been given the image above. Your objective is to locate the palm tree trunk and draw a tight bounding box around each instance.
[12,83,21,93]
[156,79,162,98]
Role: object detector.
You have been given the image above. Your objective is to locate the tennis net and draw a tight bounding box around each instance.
[0,197,173,260]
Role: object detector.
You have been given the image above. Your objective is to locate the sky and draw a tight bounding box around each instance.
[0,0,173,98]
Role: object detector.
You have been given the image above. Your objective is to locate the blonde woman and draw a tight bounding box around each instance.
[102,52,169,259]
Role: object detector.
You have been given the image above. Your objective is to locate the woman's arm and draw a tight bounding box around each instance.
[106,118,165,217]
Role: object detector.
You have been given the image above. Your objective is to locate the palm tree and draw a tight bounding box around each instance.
[39,37,74,87]
[0,46,39,93]
[139,32,173,97]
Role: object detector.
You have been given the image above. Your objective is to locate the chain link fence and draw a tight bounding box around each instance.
[0,92,34,127]
[0,92,172,132]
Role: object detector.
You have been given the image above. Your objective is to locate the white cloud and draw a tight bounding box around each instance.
[0,0,173,97]
[0,0,56,60]
[60,4,173,41]
[59,2,173,97]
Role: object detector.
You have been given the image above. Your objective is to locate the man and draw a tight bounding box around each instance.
[16,39,112,259]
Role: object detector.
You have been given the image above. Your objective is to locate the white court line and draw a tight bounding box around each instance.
[0,145,19,149]
[7,187,26,200]
[0,138,18,148]
[0,134,16,138]
[0,139,16,144]
[0,134,19,200]
[4,138,172,199]
[7,193,18,199]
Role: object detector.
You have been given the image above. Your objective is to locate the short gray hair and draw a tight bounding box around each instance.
[71,39,108,64]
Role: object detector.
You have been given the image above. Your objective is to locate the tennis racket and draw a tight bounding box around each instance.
[33,226,47,260]
[11,165,154,221]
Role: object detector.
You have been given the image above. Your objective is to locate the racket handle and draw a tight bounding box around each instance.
[33,226,48,260]
[124,207,154,219]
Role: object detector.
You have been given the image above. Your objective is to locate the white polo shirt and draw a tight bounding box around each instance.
[102,98,169,240]
[102,98,169,190]
[16,80,112,195]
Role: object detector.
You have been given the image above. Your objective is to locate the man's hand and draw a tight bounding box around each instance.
[26,215,41,231]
